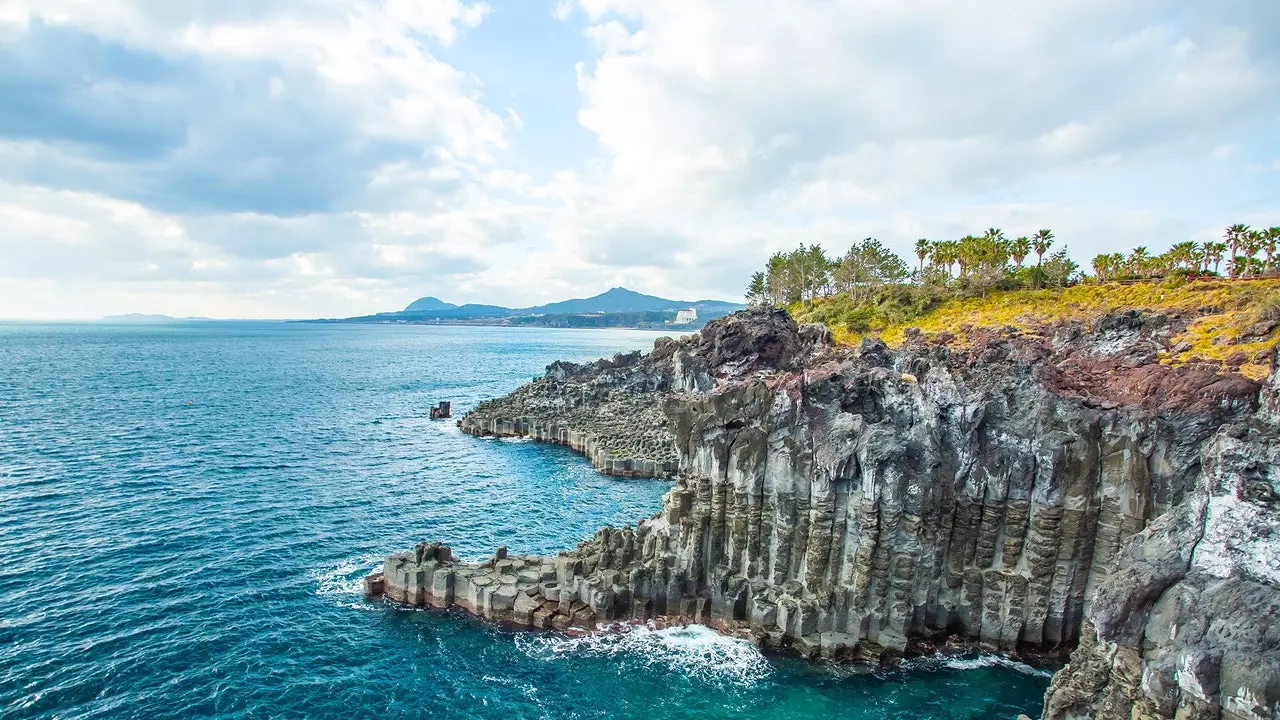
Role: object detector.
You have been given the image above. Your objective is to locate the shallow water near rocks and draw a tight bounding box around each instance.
[0,322,1050,719]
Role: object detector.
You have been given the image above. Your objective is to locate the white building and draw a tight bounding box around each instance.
[673,308,698,325]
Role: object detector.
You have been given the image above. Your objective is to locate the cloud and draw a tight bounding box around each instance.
[0,0,505,214]
[1,0,1278,318]
[573,1,1278,207]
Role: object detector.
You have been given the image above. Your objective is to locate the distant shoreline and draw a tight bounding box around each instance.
[295,317,705,331]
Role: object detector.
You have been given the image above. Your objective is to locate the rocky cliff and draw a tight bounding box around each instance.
[366,308,1275,719]
[1042,350,1280,719]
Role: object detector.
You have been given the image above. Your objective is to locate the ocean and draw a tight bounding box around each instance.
[0,322,1049,719]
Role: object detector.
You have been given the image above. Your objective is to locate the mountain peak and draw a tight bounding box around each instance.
[404,296,458,313]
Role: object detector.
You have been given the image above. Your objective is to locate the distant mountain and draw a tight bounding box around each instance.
[384,303,510,320]
[102,314,212,322]
[517,287,741,316]
[404,296,457,313]
[305,286,745,328]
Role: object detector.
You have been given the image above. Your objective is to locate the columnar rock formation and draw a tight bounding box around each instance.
[459,350,680,478]
[1042,350,1280,720]
[367,308,1277,718]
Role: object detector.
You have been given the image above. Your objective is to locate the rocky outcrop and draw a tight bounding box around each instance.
[1042,350,1280,720]
[458,350,681,478]
[368,308,1274,715]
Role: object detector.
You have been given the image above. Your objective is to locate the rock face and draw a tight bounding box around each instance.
[458,349,681,478]
[1042,351,1280,720]
[369,308,1275,717]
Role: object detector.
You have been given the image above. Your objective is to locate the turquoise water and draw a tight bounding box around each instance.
[0,322,1050,719]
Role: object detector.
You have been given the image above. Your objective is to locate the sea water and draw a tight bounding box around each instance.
[0,322,1049,719]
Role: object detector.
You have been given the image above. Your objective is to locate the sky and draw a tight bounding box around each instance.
[0,0,1277,319]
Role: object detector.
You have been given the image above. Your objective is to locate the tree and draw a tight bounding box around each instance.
[1189,243,1207,273]
[792,244,832,303]
[1130,246,1150,278]
[835,237,909,303]
[955,235,979,277]
[1092,254,1111,281]
[1032,229,1054,267]
[931,240,957,279]
[1011,237,1031,268]
[764,252,795,305]
[1225,224,1249,278]
[746,271,769,306]
[1169,241,1197,271]
[1041,247,1080,288]
[1228,254,1250,279]
[914,238,930,277]
[1246,230,1265,277]
[1204,241,1226,275]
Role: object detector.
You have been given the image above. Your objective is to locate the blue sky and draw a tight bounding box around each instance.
[0,0,1277,319]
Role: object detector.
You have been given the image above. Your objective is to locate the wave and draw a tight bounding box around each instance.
[516,623,772,687]
[309,555,384,609]
[897,652,1053,678]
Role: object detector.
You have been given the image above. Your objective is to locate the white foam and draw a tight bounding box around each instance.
[899,653,1052,678]
[516,623,772,687]
[310,554,383,608]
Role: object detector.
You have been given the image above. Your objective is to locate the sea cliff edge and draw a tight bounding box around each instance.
[366,308,1278,720]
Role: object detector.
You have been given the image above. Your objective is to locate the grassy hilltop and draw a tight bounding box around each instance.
[790,278,1280,380]
[749,224,1280,381]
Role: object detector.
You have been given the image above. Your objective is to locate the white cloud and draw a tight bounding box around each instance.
[1,0,1278,318]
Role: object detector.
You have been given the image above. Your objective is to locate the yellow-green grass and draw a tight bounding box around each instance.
[797,279,1280,380]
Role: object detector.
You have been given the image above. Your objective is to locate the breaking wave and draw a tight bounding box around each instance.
[898,652,1053,678]
[517,623,773,687]
[310,554,383,609]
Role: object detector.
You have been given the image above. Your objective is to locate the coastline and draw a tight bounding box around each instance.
[458,415,678,479]
[365,308,1280,719]
[363,540,1069,669]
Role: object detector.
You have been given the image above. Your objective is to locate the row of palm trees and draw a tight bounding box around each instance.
[1091,225,1280,281]
[911,228,1057,279]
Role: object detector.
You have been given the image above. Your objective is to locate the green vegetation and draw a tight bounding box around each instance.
[748,227,1080,333]
[745,224,1280,380]
[1090,225,1279,280]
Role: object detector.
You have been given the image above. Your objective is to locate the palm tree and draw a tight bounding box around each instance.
[1032,229,1054,266]
[1011,236,1031,268]
[956,236,977,277]
[1092,254,1111,281]
[1204,241,1226,275]
[1225,224,1249,278]
[1264,228,1280,273]
[914,238,930,276]
[1228,255,1250,279]
[1130,246,1150,278]
[1169,241,1197,271]
[1242,230,1264,277]
[1189,244,1206,274]
[929,241,950,279]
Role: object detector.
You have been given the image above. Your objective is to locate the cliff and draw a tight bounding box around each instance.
[1042,352,1280,719]
[366,308,1276,719]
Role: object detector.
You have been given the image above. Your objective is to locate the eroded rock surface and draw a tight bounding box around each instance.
[1042,352,1280,720]
[458,349,680,477]
[368,308,1275,718]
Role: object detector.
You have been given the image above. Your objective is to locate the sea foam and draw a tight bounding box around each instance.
[517,623,773,687]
